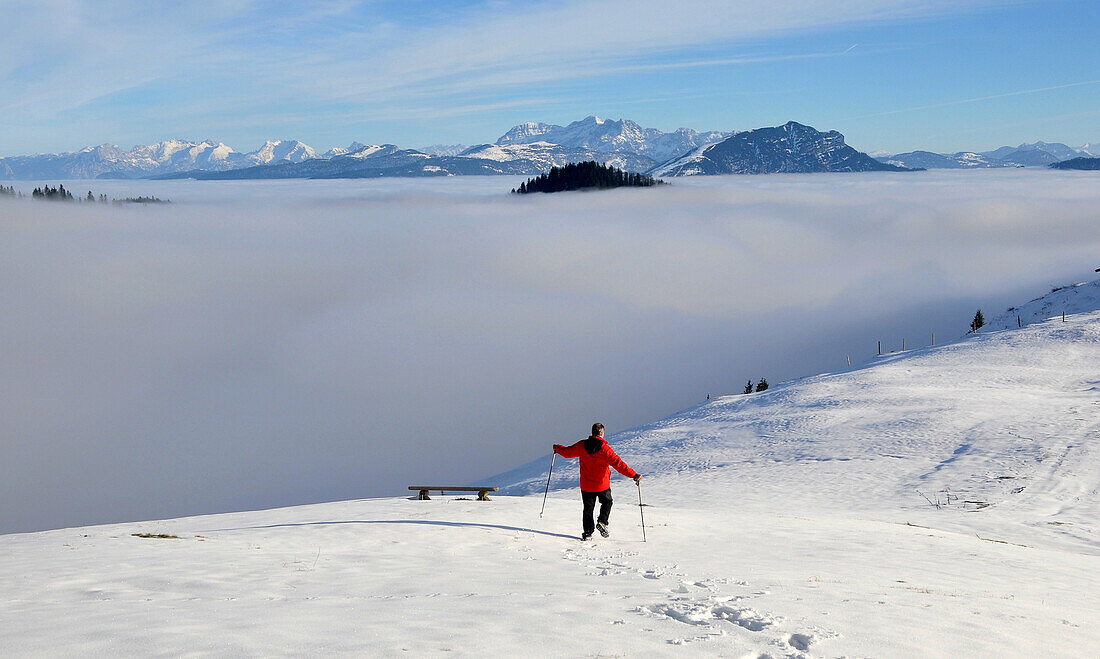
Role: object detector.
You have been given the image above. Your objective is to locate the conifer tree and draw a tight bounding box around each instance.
[755,378,769,392]
[514,161,663,194]
[743,380,754,394]
[970,309,985,333]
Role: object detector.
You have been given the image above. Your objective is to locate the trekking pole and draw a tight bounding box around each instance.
[637,480,646,542]
[539,453,556,518]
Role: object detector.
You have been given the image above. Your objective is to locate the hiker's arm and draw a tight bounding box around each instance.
[554,441,584,458]
[606,448,638,479]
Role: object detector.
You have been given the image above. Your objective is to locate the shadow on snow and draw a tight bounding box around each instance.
[204,518,578,540]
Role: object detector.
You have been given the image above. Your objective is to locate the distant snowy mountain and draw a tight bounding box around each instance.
[880,150,1008,169]
[419,144,469,157]
[460,141,656,174]
[0,139,319,179]
[652,122,909,176]
[322,142,367,158]
[158,145,535,180]
[0,140,241,179]
[982,141,1092,162]
[495,115,729,164]
[882,141,1097,170]
[244,140,318,165]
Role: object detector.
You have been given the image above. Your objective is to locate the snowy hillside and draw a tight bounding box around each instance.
[2,281,1099,656]
[497,279,1100,549]
[985,278,1100,330]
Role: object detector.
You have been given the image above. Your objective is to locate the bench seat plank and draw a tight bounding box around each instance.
[408,486,499,501]
[407,486,499,492]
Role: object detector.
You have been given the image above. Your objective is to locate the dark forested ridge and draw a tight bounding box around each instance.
[1050,157,1100,170]
[513,161,664,193]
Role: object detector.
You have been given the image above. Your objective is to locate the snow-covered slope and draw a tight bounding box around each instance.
[986,278,1100,330]
[495,279,1100,545]
[2,281,1100,655]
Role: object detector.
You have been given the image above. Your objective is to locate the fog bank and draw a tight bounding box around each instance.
[2,170,1098,534]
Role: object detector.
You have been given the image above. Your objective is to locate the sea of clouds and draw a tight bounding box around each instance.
[2,169,1098,534]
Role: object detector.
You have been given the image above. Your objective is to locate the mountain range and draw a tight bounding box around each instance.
[0,139,318,180]
[878,141,1098,170]
[0,117,1093,180]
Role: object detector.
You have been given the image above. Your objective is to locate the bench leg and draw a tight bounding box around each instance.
[478,490,491,501]
[418,489,430,500]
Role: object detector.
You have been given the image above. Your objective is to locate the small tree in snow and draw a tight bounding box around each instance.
[743,380,754,394]
[756,378,769,392]
[970,309,985,333]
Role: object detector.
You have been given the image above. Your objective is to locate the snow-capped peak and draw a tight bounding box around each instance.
[323,142,367,158]
[245,140,318,165]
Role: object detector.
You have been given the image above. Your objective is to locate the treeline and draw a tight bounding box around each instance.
[115,195,169,204]
[30,184,110,203]
[1,184,168,205]
[33,184,75,201]
[743,379,769,394]
[512,161,664,194]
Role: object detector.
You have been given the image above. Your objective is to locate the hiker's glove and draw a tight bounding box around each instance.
[634,474,643,484]
[553,444,564,454]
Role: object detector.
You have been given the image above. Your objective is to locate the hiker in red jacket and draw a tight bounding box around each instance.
[554,422,642,540]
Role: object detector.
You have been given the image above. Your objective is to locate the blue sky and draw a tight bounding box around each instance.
[0,0,1096,156]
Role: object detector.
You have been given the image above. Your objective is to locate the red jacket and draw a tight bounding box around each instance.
[554,436,637,492]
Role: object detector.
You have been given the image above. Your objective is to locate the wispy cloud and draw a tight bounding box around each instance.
[0,0,1017,150]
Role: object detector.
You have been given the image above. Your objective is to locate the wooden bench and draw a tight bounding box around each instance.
[409,486,499,501]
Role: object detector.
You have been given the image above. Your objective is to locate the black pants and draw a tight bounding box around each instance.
[581,489,613,535]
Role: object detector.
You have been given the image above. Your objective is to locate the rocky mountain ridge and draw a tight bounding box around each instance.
[650,122,909,176]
